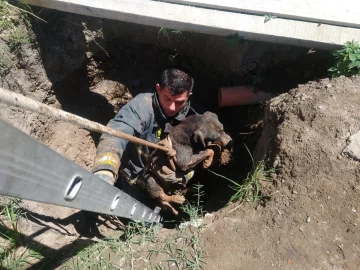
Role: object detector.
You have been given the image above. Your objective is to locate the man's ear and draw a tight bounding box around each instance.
[156,84,162,95]
[193,129,206,148]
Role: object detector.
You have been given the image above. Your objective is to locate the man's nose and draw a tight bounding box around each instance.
[169,102,176,111]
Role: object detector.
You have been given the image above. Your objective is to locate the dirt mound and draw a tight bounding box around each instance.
[200,76,360,269]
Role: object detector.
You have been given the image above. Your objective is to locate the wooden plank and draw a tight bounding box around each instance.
[26,0,360,50]
[165,0,360,28]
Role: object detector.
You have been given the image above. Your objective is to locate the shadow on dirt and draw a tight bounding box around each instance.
[0,223,96,269]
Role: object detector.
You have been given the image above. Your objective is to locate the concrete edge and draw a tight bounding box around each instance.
[25,0,360,50]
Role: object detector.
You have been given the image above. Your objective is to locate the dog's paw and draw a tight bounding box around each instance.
[171,194,186,205]
[202,149,215,168]
[160,201,179,215]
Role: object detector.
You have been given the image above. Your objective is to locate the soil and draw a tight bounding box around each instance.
[1,7,359,270]
[201,76,360,270]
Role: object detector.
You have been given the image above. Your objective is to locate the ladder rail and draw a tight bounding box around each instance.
[0,118,162,225]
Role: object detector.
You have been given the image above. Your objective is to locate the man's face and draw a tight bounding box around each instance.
[156,84,190,118]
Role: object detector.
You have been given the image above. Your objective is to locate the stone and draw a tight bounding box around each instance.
[343,131,360,161]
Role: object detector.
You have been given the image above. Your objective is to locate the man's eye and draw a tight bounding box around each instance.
[176,101,185,105]
[165,96,171,101]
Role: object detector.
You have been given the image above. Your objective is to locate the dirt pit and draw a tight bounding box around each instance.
[0,6,359,270]
[201,76,360,270]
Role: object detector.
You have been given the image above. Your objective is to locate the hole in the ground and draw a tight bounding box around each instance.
[31,14,331,225]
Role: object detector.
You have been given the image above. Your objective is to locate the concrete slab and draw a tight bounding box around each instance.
[26,0,360,50]
[165,0,360,28]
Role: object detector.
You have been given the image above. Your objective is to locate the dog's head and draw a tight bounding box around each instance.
[192,111,233,149]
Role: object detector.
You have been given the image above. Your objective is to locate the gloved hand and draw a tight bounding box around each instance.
[94,170,116,185]
[149,138,194,186]
[158,138,177,158]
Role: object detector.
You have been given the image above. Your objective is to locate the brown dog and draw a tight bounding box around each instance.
[139,112,233,215]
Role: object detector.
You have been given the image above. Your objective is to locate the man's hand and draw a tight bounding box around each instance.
[157,136,177,171]
[94,170,116,185]
[158,137,176,158]
[149,137,195,186]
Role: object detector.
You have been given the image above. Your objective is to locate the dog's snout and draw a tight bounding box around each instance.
[225,139,234,148]
[220,134,233,148]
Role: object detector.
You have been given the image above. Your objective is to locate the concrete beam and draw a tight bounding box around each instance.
[165,0,360,29]
[26,0,360,50]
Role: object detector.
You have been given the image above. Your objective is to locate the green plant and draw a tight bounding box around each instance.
[225,32,244,50]
[328,40,360,78]
[251,69,265,85]
[0,0,45,54]
[0,197,25,244]
[0,197,43,269]
[147,183,206,270]
[158,27,183,40]
[1,247,43,269]
[0,0,45,71]
[208,145,274,204]
[60,186,206,269]
[264,14,277,23]
[61,222,162,269]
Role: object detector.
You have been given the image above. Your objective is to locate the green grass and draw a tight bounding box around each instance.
[149,183,206,270]
[225,32,244,50]
[264,14,277,23]
[251,69,265,85]
[60,184,207,270]
[0,0,45,71]
[1,247,43,269]
[0,197,24,244]
[0,196,44,269]
[1,1,34,50]
[208,145,274,204]
[328,40,360,78]
[158,27,183,40]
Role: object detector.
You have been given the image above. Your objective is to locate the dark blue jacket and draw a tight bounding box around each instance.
[92,91,195,182]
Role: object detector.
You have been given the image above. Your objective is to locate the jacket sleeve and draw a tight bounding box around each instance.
[92,99,145,176]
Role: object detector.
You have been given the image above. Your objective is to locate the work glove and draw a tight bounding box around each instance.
[149,138,194,187]
[149,152,194,186]
[94,170,116,185]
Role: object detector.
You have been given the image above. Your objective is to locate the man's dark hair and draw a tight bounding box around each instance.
[160,68,194,95]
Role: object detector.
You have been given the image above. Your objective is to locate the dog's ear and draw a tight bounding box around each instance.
[193,129,206,148]
[204,111,218,120]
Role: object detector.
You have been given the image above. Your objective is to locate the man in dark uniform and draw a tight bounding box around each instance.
[92,68,196,204]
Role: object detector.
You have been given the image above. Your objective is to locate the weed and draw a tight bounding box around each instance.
[225,32,244,50]
[158,27,183,40]
[180,183,204,221]
[251,69,265,85]
[61,186,206,269]
[0,1,34,50]
[264,14,277,23]
[208,145,274,204]
[158,27,183,60]
[328,40,360,78]
[1,247,43,269]
[169,52,178,61]
[124,221,161,245]
[0,0,45,71]
[62,222,162,269]
[0,197,44,268]
[148,183,206,270]
[0,197,25,244]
